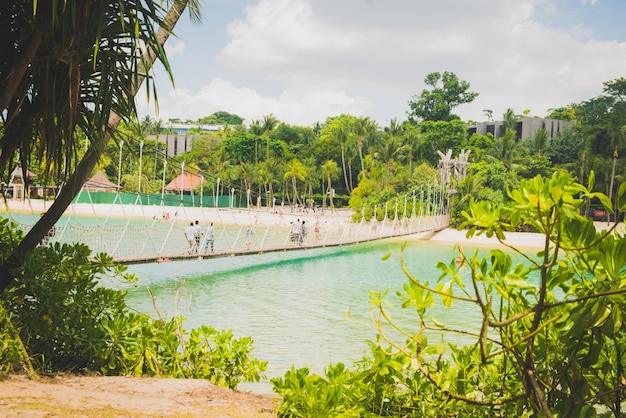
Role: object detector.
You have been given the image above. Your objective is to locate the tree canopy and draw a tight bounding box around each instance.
[407,71,478,123]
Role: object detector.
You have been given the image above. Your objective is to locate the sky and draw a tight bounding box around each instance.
[136,0,626,128]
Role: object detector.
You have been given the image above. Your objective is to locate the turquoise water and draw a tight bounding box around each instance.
[120,239,511,393]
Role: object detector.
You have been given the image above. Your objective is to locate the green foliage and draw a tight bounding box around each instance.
[220,131,257,163]
[275,171,626,417]
[417,120,469,164]
[467,132,495,161]
[515,154,553,179]
[545,128,583,165]
[0,304,24,377]
[470,161,519,200]
[197,111,244,126]
[0,220,266,388]
[272,364,364,417]
[186,326,267,388]
[407,71,479,123]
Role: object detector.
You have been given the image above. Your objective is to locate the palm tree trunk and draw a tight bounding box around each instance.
[328,177,334,209]
[321,177,326,209]
[0,1,190,293]
[291,176,298,206]
[348,159,353,192]
[340,144,349,194]
[358,141,365,179]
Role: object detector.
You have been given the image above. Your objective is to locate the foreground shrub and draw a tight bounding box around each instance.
[0,218,266,388]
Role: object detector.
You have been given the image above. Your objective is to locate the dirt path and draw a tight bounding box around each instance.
[0,375,277,417]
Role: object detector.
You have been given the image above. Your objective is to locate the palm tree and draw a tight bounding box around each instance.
[354,117,374,180]
[321,159,339,210]
[530,128,550,156]
[0,0,199,291]
[489,129,525,169]
[262,113,278,160]
[258,158,278,207]
[374,119,409,179]
[503,108,518,133]
[337,126,351,194]
[404,125,422,174]
[249,119,264,164]
[283,159,306,206]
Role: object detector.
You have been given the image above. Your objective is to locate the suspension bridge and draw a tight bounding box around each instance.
[2,186,450,265]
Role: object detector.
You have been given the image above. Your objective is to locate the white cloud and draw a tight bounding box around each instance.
[137,78,374,126]
[141,0,626,126]
[164,40,186,57]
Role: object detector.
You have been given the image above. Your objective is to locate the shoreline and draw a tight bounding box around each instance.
[3,199,623,250]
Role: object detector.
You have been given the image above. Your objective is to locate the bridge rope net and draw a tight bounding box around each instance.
[2,184,450,263]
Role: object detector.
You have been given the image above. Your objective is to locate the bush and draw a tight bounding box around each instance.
[0,218,266,388]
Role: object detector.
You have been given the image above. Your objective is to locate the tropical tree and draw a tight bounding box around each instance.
[0,0,198,292]
[502,107,518,132]
[249,119,264,164]
[489,129,526,169]
[354,117,377,180]
[283,159,306,206]
[403,123,423,174]
[262,113,278,160]
[417,119,468,165]
[321,159,339,210]
[258,158,279,207]
[407,71,478,123]
[528,127,550,156]
[374,118,409,180]
[318,115,358,195]
[602,78,626,210]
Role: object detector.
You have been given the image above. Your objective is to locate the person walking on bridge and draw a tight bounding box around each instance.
[185,222,196,254]
[204,222,215,253]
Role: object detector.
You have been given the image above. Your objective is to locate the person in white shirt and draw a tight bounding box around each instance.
[185,222,196,254]
[204,222,215,252]
[193,220,202,253]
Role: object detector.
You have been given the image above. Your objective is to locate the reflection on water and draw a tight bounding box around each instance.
[120,239,526,393]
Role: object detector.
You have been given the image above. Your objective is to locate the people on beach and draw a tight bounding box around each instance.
[245,226,253,249]
[290,219,301,245]
[300,220,307,245]
[204,222,215,252]
[314,223,320,242]
[185,222,196,253]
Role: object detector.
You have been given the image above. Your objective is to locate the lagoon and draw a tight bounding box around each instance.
[119,239,511,393]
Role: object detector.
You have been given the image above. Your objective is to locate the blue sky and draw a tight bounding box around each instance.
[137,0,626,127]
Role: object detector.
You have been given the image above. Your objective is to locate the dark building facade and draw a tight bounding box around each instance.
[466,117,573,140]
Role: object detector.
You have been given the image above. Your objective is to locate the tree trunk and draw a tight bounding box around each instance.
[340,144,350,194]
[358,139,365,180]
[0,1,189,293]
[321,177,326,209]
[328,176,334,209]
[348,159,353,192]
